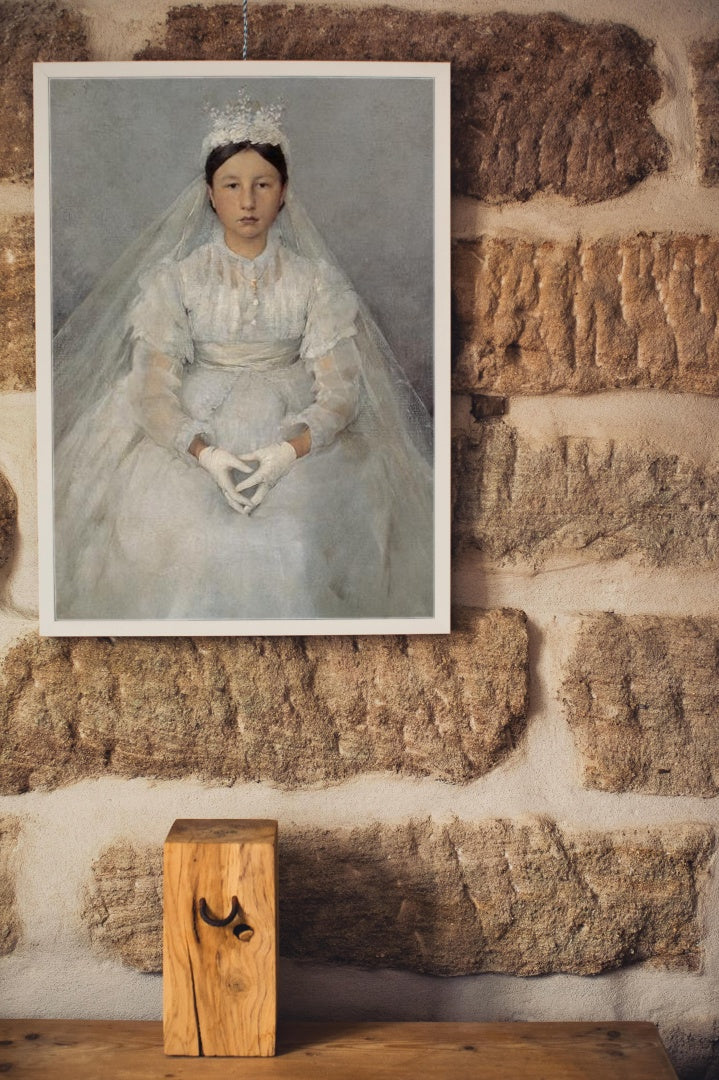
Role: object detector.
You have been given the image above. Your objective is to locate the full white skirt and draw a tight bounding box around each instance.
[54,361,433,621]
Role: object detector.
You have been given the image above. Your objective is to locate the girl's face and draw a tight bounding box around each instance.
[208,149,286,257]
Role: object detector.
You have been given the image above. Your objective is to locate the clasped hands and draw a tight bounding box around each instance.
[198,441,297,515]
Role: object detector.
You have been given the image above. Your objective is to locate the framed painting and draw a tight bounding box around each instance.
[34,60,451,635]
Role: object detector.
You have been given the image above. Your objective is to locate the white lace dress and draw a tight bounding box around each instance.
[54,232,433,621]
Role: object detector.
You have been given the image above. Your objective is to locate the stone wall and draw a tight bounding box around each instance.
[1,1,719,1077]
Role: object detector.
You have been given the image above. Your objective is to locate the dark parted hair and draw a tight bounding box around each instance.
[204,141,289,186]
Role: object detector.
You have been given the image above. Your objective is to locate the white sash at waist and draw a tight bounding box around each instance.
[194,338,302,371]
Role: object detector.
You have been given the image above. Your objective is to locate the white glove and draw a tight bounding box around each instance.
[198,445,253,514]
[235,441,297,512]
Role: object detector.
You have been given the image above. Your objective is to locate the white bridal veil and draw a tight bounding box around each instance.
[54,178,433,477]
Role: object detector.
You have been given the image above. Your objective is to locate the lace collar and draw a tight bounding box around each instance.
[214,227,281,270]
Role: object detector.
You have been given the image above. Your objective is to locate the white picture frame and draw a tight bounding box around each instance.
[34,60,451,636]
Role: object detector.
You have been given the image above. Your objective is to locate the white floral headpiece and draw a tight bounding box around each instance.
[201,89,289,163]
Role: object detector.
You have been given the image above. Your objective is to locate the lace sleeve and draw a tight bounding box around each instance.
[282,261,361,449]
[126,262,202,459]
[300,260,358,360]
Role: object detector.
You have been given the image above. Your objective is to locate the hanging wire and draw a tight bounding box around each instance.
[242,0,249,59]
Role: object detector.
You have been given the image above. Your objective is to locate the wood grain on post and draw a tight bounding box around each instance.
[163,818,278,1057]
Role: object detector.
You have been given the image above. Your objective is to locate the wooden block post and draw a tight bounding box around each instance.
[163,819,278,1057]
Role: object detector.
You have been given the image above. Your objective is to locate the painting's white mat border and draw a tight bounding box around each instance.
[34,60,451,636]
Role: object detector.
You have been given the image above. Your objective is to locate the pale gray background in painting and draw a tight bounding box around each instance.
[50,76,435,406]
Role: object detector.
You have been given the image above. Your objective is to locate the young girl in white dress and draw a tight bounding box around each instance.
[53,95,434,622]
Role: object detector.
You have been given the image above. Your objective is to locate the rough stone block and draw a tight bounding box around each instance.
[0,2,89,182]
[137,7,668,205]
[0,609,528,794]
[84,818,714,976]
[691,39,719,186]
[0,817,20,956]
[453,235,719,395]
[0,468,17,574]
[564,614,719,796]
[82,841,160,973]
[454,423,719,568]
[0,216,35,391]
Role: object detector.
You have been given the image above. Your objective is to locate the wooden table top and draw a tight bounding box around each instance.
[0,1019,679,1078]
